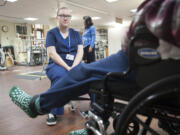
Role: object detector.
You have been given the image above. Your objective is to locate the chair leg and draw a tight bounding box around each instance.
[39,62,46,80]
[69,101,76,112]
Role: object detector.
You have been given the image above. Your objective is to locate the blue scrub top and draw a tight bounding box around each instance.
[45,27,82,68]
[82,25,96,48]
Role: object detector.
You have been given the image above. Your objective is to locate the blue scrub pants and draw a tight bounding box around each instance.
[40,51,134,113]
[46,64,67,115]
[83,45,95,63]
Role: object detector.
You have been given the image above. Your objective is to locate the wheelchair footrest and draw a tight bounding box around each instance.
[85,111,107,135]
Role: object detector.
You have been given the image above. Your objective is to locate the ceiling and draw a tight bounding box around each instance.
[0,0,144,28]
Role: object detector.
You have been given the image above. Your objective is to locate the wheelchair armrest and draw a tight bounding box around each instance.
[104,69,131,93]
[71,97,90,101]
[105,68,130,79]
[105,72,127,79]
[89,71,130,95]
[89,74,139,101]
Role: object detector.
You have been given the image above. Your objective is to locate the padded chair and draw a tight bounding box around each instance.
[84,26,180,135]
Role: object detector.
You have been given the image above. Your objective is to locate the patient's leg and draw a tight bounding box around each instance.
[9,50,129,117]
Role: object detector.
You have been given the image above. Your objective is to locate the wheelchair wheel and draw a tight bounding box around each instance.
[115,74,180,135]
[113,115,139,135]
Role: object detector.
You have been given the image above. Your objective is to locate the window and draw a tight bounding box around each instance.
[32,24,44,39]
[15,24,27,35]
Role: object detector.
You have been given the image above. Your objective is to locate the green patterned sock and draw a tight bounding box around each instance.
[9,86,37,118]
[34,96,43,114]
[69,129,88,135]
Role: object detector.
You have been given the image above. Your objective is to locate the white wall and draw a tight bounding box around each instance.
[48,18,57,29]
[0,20,32,46]
[0,20,16,46]
[108,21,131,55]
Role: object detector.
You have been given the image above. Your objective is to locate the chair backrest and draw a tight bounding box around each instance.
[136,59,180,87]
[128,25,160,68]
[128,25,180,88]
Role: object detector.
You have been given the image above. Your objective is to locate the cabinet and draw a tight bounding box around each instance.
[27,38,45,66]
[95,28,108,60]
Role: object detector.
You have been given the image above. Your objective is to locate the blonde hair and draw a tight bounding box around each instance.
[57,7,69,16]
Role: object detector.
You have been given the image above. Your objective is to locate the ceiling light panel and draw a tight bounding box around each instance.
[105,0,119,3]
[92,17,101,20]
[5,0,18,2]
[24,17,38,21]
[130,9,137,13]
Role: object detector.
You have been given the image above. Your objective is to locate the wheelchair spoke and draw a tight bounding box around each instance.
[135,116,160,135]
[127,124,136,134]
[121,117,139,135]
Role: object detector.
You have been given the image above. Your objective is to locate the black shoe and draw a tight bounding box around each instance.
[46,113,57,126]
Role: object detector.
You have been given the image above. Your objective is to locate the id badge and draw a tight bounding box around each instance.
[66,54,74,61]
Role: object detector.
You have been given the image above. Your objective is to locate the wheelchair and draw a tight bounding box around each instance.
[84,26,180,135]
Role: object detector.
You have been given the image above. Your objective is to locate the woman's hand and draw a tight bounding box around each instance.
[66,66,71,71]
[88,47,93,53]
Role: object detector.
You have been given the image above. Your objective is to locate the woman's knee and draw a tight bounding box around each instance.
[46,66,67,82]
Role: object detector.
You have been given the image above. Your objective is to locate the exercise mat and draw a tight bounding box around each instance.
[14,71,46,80]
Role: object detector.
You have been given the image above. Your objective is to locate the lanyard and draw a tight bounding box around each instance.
[59,29,71,52]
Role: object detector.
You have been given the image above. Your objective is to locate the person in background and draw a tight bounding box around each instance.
[82,16,96,64]
[82,16,96,104]
[44,7,83,126]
